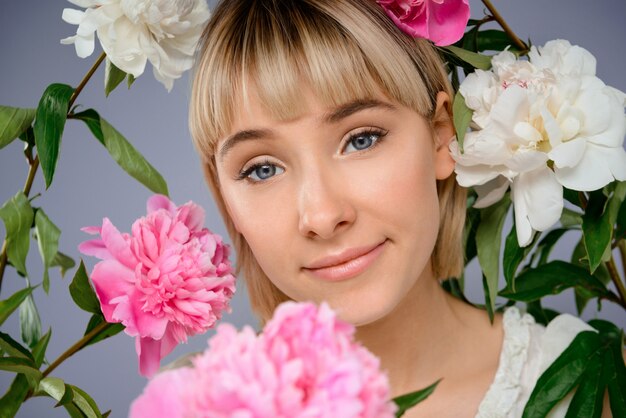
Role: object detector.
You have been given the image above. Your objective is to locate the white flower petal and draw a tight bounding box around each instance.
[505,149,547,173]
[548,137,586,169]
[74,33,95,58]
[512,180,534,247]
[511,167,562,246]
[554,143,618,191]
[61,8,85,25]
[473,177,511,209]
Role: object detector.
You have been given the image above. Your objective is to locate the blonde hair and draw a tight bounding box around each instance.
[190,0,466,322]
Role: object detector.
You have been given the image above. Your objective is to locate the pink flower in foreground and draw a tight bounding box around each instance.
[377,0,470,46]
[79,195,236,377]
[129,302,397,418]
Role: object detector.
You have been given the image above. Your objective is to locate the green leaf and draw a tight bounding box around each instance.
[0,287,34,326]
[0,374,29,418]
[476,195,510,313]
[0,105,36,150]
[73,109,169,195]
[127,73,136,88]
[525,301,560,326]
[452,90,472,152]
[560,208,583,228]
[607,339,626,416]
[51,251,76,277]
[475,29,520,52]
[503,224,539,287]
[69,384,103,418]
[0,357,42,381]
[33,83,74,188]
[500,261,609,302]
[34,209,61,293]
[32,328,51,368]
[535,228,570,267]
[19,294,41,348]
[522,331,600,418]
[104,59,127,97]
[70,261,101,314]
[0,192,35,276]
[582,190,611,273]
[83,314,124,347]
[393,379,440,417]
[0,331,34,361]
[37,376,71,405]
[443,46,492,70]
[563,353,604,418]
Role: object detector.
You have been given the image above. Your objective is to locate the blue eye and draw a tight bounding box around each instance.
[343,129,386,154]
[239,162,284,182]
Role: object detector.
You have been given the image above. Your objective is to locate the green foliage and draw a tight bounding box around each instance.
[33,83,75,188]
[500,261,610,302]
[19,293,41,348]
[443,45,493,70]
[393,379,440,417]
[37,377,106,418]
[0,287,34,326]
[502,223,539,288]
[0,374,30,418]
[523,321,626,418]
[83,314,124,347]
[32,329,51,368]
[34,209,61,293]
[0,331,33,361]
[0,192,34,276]
[0,105,36,150]
[51,251,76,277]
[73,109,169,195]
[452,90,472,151]
[69,261,101,314]
[476,195,510,314]
[104,59,127,97]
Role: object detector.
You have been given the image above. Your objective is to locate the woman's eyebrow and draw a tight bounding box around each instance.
[219,128,272,162]
[324,99,396,123]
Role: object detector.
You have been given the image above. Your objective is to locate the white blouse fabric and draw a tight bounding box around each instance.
[475,306,593,418]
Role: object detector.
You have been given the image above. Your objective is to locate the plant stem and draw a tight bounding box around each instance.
[42,320,110,378]
[0,52,106,293]
[619,240,626,278]
[481,0,528,52]
[606,256,626,309]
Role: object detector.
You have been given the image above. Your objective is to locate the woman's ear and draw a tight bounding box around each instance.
[432,91,456,180]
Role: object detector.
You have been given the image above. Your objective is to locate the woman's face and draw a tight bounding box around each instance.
[216,86,455,325]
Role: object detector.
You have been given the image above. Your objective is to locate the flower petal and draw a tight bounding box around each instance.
[147,194,176,214]
[427,0,471,46]
[473,176,511,208]
[136,337,163,377]
[90,260,135,322]
[554,143,622,191]
[548,137,586,169]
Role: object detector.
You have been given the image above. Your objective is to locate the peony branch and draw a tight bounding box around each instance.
[606,256,626,309]
[41,320,110,379]
[0,52,106,293]
[619,240,626,279]
[480,0,528,52]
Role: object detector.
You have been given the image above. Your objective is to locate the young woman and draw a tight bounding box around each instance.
[188,1,591,416]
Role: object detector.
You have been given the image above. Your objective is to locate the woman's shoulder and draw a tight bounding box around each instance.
[476,306,593,418]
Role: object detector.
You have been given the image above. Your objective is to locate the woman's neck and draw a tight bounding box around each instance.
[354,267,503,398]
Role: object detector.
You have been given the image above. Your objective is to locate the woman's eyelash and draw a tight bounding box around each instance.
[342,128,388,153]
[237,159,276,181]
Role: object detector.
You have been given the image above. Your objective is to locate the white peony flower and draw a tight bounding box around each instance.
[452,40,626,246]
[61,0,210,91]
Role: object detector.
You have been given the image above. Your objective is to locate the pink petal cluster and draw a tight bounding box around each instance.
[377,0,470,46]
[79,195,236,377]
[129,302,397,418]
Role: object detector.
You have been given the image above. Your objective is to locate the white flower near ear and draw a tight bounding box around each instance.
[452,40,626,246]
[61,0,210,91]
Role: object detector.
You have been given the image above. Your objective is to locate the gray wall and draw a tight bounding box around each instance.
[1,1,624,416]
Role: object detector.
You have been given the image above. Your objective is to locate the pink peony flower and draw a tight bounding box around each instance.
[129,302,397,418]
[377,0,470,46]
[79,194,236,377]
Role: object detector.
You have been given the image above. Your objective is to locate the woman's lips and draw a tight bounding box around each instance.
[303,240,387,281]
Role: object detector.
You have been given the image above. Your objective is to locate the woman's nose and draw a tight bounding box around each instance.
[297,170,356,240]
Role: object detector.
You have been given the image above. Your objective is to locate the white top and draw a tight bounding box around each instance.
[475,306,593,418]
